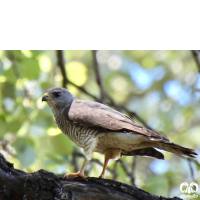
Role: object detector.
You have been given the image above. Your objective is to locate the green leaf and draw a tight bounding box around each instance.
[6,119,22,134]
[18,145,35,168]
[66,61,88,86]
[49,133,73,155]
[0,60,3,74]
[0,118,7,137]
[144,175,169,197]
[14,138,36,168]
[2,82,15,98]
[18,59,40,80]
[29,125,45,136]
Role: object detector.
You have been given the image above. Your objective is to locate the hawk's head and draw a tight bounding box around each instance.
[42,87,74,113]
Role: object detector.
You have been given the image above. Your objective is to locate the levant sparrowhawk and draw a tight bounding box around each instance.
[42,87,197,180]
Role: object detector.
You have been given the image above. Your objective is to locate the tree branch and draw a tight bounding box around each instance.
[92,50,106,102]
[187,158,198,184]
[91,50,155,131]
[131,156,137,186]
[68,80,100,101]
[56,50,99,101]
[106,95,154,131]
[191,50,200,73]
[6,50,31,123]
[56,50,156,131]
[56,50,68,88]
[0,153,182,200]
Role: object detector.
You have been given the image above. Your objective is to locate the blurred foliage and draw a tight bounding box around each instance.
[0,50,199,197]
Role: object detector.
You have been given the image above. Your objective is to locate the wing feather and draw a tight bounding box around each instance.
[68,100,169,141]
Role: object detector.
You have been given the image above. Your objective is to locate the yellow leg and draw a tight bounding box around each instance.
[64,159,88,181]
[99,154,110,179]
[99,148,121,179]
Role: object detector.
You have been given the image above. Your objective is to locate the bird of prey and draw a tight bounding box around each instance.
[42,87,197,180]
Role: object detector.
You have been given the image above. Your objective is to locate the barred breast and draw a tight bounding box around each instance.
[54,113,100,160]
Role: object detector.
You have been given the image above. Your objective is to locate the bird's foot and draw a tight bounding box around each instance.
[64,171,88,181]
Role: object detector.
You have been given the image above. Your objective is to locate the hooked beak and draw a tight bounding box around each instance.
[42,93,52,102]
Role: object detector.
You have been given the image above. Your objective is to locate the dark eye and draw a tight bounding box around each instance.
[53,91,61,98]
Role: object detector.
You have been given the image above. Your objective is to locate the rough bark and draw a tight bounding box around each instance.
[0,153,182,200]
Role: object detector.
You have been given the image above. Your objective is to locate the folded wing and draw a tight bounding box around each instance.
[68,100,169,141]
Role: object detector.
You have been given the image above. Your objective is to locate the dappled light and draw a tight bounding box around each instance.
[0,50,199,198]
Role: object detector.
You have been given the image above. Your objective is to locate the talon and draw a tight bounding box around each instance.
[80,174,88,181]
[64,171,88,181]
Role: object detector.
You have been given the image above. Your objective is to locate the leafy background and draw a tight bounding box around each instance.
[0,50,199,197]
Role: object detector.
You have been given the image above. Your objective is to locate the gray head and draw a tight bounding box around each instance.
[42,87,75,113]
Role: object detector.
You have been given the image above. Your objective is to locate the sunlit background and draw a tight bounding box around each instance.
[0,50,199,197]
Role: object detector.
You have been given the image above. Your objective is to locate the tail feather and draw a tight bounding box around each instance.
[154,141,197,158]
[121,141,197,159]
[122,147,164,159]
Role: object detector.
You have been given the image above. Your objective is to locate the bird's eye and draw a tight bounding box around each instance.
[53,91,61,98]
